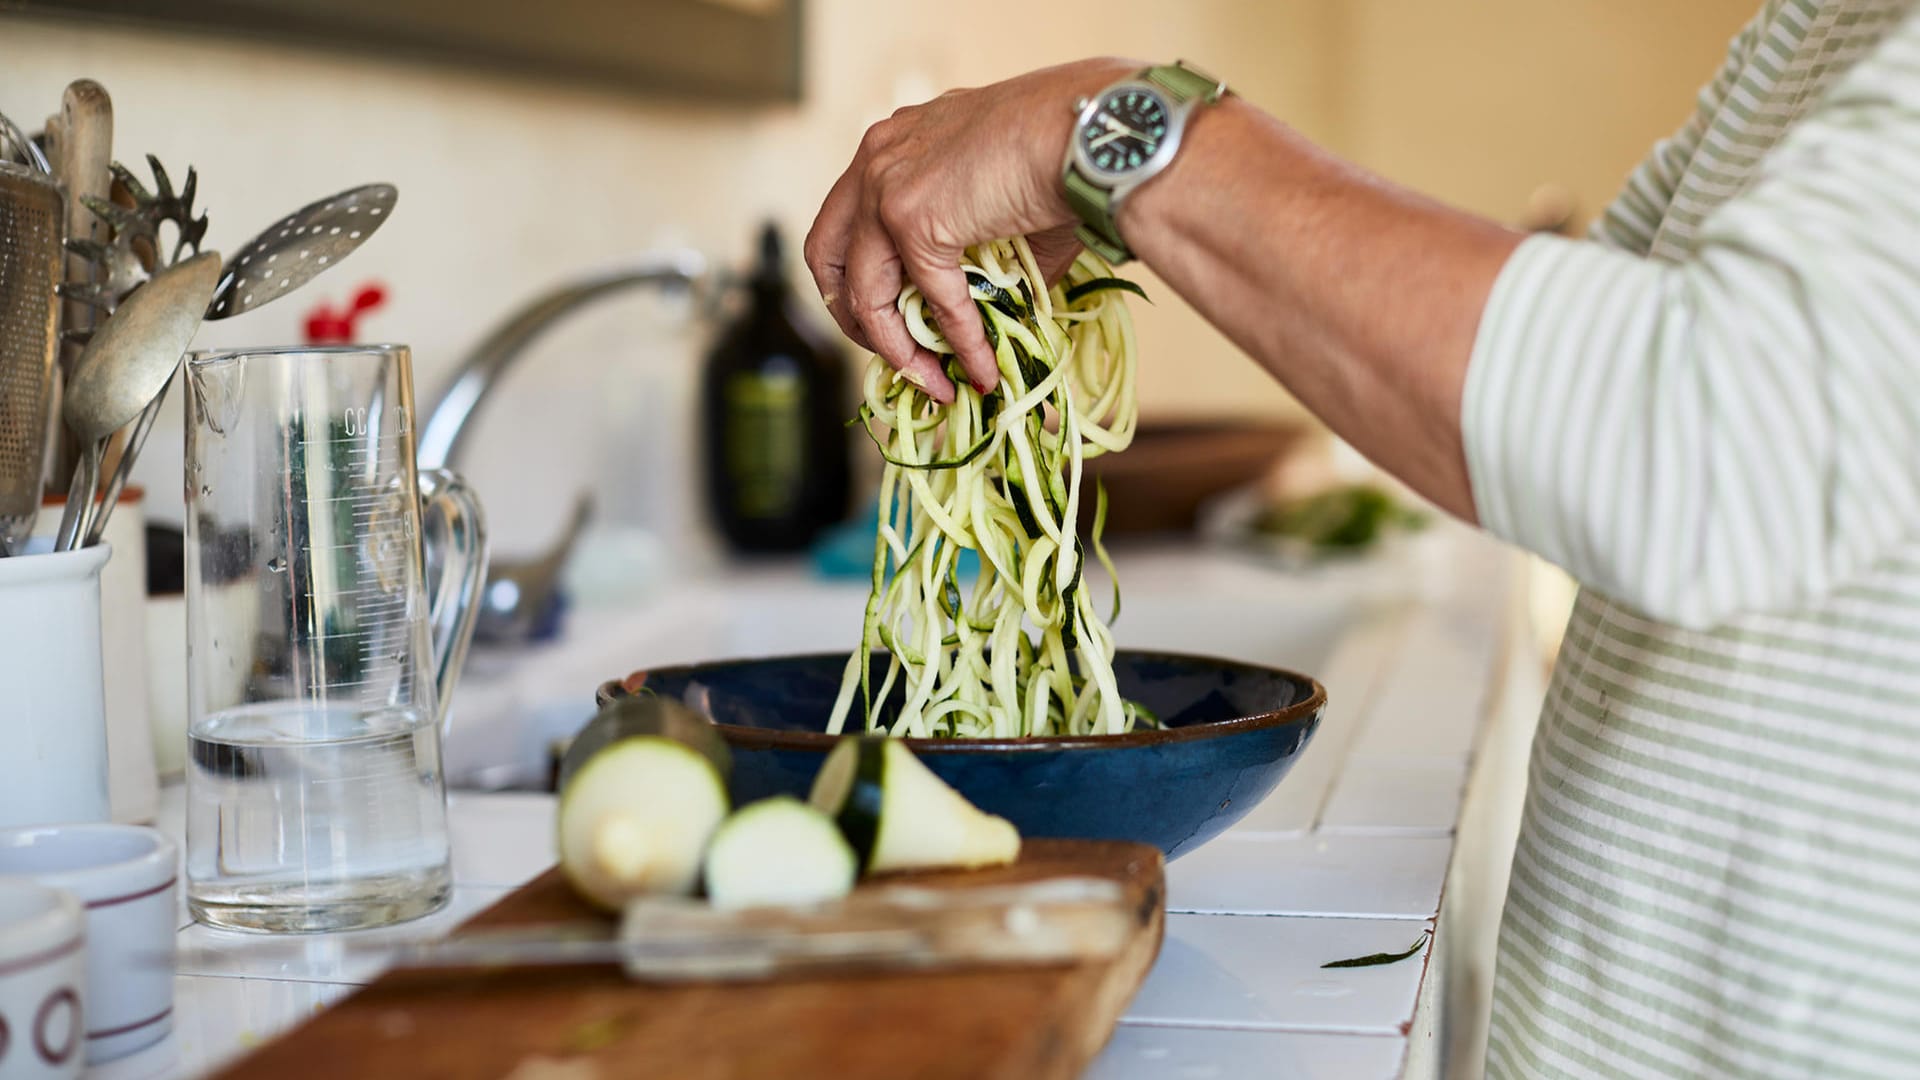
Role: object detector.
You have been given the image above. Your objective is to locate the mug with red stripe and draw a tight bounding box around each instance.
[0,880,86,1079]
[0,825,175,1064]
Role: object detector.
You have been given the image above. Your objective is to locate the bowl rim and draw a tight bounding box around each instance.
[594,649,1328,754]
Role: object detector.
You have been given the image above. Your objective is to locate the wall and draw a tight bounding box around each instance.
[1330,0,1760,226]
[0,0,1755,561]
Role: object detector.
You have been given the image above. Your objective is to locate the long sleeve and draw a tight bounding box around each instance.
[1463,7,1920,630]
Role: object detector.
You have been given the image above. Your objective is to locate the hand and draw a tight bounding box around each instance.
[805,57,1138,402]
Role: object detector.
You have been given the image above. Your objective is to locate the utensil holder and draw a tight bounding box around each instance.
[34,493,158,823]
[0,542,110,829]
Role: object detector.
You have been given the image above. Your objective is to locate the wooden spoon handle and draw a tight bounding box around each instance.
[51,80,112,492]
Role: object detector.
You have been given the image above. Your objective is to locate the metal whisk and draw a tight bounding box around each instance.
[0,159,65,555]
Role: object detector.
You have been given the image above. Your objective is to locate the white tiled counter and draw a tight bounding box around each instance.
[104,522,1532,1079]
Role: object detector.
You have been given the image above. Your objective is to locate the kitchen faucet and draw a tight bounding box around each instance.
[417,249,708,642]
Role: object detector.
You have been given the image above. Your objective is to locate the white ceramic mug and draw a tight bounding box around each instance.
[0,541,111,829]
[0,881,87,1079]
[0,825,177,1064]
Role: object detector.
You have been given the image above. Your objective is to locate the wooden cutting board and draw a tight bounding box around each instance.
[214,839,1165,1080]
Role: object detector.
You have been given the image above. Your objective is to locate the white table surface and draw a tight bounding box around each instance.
[99,525,1516,1079]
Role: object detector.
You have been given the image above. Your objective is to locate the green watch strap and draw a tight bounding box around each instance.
[1063,168,1131,263]
[1143,60,1227,105]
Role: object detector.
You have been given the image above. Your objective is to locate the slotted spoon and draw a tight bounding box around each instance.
[205,182,396,320]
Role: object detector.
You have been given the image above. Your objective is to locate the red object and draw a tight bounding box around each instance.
[303,284,388,344]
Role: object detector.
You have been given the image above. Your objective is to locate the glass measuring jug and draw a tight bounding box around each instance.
[182,344,487,932]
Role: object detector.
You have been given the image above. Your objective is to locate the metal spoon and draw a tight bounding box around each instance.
[55,250,221,550]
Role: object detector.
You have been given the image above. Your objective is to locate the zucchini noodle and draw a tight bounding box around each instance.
[826,237,1156,739]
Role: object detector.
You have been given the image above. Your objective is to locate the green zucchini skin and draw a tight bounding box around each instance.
[559,696,731,794]
[808,736,1020,875]
[809,736,885,871]
[841,737,889,872]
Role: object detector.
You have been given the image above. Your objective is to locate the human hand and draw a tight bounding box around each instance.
[805,57,1138,402]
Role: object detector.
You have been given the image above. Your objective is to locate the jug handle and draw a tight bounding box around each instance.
[418,467,489,736]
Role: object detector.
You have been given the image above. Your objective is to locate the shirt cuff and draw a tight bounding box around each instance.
[1461,232,1608,567]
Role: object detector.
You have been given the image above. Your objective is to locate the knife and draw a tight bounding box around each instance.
[165,876,1136,983]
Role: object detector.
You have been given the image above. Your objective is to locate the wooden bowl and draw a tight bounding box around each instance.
[1084,421,1305,535]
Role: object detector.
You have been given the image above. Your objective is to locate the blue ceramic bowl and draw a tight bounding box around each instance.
[595,651,1325,860]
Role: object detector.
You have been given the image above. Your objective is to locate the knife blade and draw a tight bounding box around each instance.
[163,875,1136,984]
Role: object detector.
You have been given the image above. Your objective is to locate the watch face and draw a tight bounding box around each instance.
[1080,86,1171,175]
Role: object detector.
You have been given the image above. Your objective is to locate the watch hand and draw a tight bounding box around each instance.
[1099,115,1152,143]
[1088,130,1128,150]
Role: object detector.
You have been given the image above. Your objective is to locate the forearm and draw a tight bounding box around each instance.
[1120,98,1523,521]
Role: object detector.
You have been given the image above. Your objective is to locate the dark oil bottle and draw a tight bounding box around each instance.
[702,222,853,553]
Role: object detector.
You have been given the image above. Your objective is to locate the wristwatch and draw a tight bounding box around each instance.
[1062,60,1228,263]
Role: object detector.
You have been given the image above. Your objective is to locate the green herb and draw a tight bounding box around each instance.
[1321,930,1430,969]
[1252,484,1427,552]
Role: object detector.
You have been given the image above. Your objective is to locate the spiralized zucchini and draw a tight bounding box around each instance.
[826,237,1154,739]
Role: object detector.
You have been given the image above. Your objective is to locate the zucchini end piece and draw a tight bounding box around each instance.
[703,796,857,910]
[557,736,730,910]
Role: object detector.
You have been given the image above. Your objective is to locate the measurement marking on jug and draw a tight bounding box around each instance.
[295,493,406,508]
[297,541,414,556]
[288,630,422,648]
[341,405,413,437]
[302,602,413,618]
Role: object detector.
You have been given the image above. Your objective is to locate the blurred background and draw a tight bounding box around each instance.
[3,0,1755,575]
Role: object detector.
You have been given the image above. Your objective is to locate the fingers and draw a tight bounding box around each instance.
[805,166,870,350]
[898,243,997,395]
[808,152,961,404]
[897,346,957,404]
[846,224,957,403]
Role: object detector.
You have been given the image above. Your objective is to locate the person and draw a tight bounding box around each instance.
[804,1,1920,1076]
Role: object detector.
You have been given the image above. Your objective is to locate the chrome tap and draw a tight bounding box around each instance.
[417,249,707,471]
[418,249,707,643]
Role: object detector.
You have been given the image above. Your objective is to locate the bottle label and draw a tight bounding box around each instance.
[725,368,806,520]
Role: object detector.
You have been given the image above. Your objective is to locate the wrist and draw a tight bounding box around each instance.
[1115,92,1245,256]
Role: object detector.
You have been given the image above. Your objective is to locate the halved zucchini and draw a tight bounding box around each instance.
[808,737,1020,874]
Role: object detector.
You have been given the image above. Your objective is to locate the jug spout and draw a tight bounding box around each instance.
[186,352,248,437]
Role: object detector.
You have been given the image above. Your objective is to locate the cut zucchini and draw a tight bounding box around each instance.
[558,696,731,792]
[702,797,857,910]
[556,697,733,909]
[808,737,1020,874]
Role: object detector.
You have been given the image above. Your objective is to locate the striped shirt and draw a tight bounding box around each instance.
[1467,2,1920,1076]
